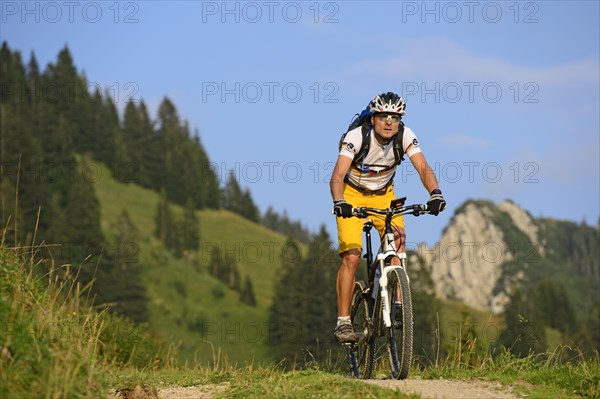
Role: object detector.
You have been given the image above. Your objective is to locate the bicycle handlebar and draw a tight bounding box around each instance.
[352,203,429,218]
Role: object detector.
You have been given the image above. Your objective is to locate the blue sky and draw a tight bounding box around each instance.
[2,1,599,247]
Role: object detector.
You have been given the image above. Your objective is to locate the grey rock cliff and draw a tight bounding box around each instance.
[416,200,539,313]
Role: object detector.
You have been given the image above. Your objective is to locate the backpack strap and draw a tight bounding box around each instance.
[392,122,406,165]
[352,123,371,165]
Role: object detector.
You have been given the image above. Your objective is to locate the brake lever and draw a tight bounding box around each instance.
[412,204,428,216]
[353,208,368,218]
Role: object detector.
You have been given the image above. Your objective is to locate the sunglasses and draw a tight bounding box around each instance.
[375,114,401,123]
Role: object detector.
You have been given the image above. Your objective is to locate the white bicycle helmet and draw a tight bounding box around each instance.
[369,92,406,115]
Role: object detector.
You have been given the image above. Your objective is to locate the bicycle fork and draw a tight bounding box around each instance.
[374,231,408,329]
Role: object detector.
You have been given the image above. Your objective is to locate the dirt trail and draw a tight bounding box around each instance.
[111,378,519,399]
[364,378,519,399]
[110,383,230,399]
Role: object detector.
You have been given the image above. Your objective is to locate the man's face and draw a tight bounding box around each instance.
[371,113,401,140]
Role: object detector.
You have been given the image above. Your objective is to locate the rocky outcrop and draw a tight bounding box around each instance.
[416,200,541,313]
[410,198,600,314]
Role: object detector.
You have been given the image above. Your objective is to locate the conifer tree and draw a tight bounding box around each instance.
[181,198,200,251]
[94,93,120,171]
[0,101,47,242]
[301,226,338,361]
[268,237,304,367]
[0,179,18,243]
[218,254,240,291]
[25,52,39,104]
[222,172,242,212]
[157,97,187,203]
[43,46,81,160]
[193,132,221,209]
[222,173,260,222]
[262,207,279,230]
[154,189,174,246]
[122,101,151,186]
[537,278,576,333]
[260,207,312,243]
[499,286,547,357]
[208,246,222,278]
[240,275,257,307]
[0,45,49,242]
[137,101,163,189]
[170,218,184,258]
[56,159,106,285]
[0,43,26,105]
[98,209,149,323]
[241,189,260,222]
[268,230,340,367]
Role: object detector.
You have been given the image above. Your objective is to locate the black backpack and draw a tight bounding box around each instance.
[338,105,405,168]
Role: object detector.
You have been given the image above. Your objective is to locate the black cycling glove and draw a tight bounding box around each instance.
[333,200,353,218]
[427,190,446,216]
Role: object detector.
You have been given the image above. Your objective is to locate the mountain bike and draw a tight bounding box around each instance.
[344,197,429,380]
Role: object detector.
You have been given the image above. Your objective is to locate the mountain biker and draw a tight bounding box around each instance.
[330,92,446,343]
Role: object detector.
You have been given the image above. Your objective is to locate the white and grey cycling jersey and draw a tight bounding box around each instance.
[339,126,422,191]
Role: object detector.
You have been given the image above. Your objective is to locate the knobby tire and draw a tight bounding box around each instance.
[349,280,375,379]
[386,268,413,380]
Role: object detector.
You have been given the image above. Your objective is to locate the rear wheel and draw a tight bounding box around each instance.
[349,280,375,379]
[386,268,413,380]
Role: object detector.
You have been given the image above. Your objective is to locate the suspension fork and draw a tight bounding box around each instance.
[363,220,374,284]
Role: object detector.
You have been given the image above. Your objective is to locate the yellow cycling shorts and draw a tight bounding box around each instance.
[336,184,405,254]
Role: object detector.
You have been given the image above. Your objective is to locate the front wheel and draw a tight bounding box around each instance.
[349,280,375,379]
[386,268,413,380]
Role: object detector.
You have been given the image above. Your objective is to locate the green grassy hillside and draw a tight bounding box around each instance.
[93,166,515,367]
[94,166,295,365]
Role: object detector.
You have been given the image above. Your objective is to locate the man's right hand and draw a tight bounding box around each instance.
[427,191,446,216]
[333,200,353,218]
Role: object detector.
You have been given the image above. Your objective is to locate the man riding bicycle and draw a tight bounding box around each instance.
[331,92,446,343]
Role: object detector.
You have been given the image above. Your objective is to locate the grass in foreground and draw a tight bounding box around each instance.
[111,365,420,399]
[415,347,600,398]
[1,247,106,398]
[0,245,166,398]
[3,244,598,399]
[110,345,600,399]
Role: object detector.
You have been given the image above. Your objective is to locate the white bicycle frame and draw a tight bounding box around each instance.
[372,230,408,329]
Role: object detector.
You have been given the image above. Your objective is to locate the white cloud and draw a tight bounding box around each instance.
[348,36,599,87]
